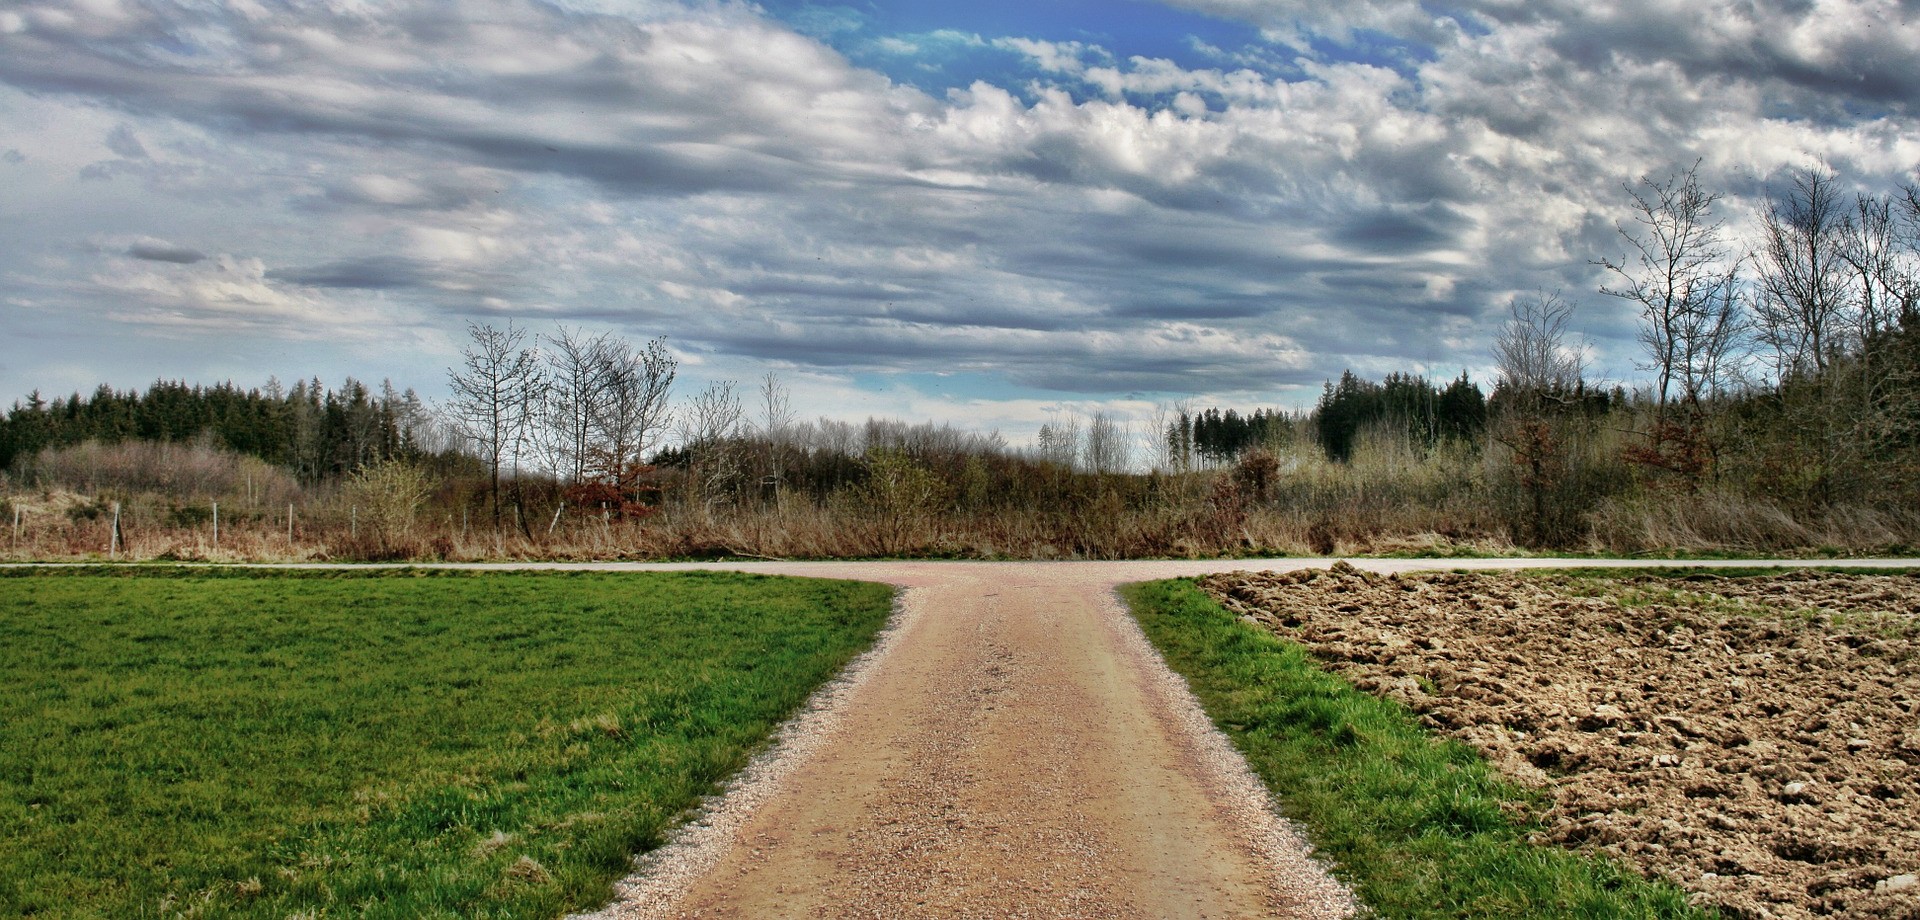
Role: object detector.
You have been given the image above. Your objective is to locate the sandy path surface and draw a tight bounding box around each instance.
[576,561,1358,919]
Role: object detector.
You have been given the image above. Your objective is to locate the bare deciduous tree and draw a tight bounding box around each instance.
[757,371,795,440]
[1839,189,1920,429]
[1842,193,1909,343]
[1082,411,1129,474]
[1599,163,1744,414]
[1035,414,1081,470]
[445,321,544,526]
[1491,293,1587,542]
[807,416,858,458]
[1492,292,1585,400]
[755,372,796,507]
[591,335,676,489]
[540,326,615,485]
[679,380,744,449]
[1755,166,1852,380]
[677,380,744,514]
[1749,173,1920,503]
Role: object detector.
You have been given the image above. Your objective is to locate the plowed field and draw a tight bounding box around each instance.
[1202,565,1920,920]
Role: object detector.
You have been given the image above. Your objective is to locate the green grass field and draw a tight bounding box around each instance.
[0,568,895,920]
[1124,578,1711,919]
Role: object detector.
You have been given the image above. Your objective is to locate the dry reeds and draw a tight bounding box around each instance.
[7,483,1912,564]
[1587,492,1920,555]
[6,404,1917,562]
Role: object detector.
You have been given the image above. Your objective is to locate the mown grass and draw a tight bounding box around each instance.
[1124,578,1712,919]
[0,568,894,919]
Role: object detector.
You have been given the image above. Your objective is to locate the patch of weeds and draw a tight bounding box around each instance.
[1611,585,1761,618]
[1546,568,1917,629]
[62,497,111,522]
[166,504,214,527]
[1827,609,1918,639]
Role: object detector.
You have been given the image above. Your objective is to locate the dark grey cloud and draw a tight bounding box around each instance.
[451,132,803,197]
[881,300,1086,333]
[697,317,1313,394]
[1017,361,1324,395]
[1105,290,1276,321]
[1333,203,1470,255]
[78,160,130,181]
[0,1,909,203]
[266,256,437,290]
[317,173,503,212]
[1000,216,1340,286]
[126,240,206,264]
[1180,0,1920,119]
[730,276,918,302]
[1534,0,1920,118]
[104,124,148,160]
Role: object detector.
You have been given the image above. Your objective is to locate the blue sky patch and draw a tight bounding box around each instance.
[759,0,1304,97]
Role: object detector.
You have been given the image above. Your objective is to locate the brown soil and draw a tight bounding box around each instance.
[1202,564,1920,920]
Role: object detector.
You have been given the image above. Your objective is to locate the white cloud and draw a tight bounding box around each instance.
[991,37,1103,74]
[90,253,415,342]
[0,0,1915,413]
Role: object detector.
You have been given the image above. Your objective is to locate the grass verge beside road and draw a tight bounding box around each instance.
[0,568,894,920]
[1124,578,1709,919]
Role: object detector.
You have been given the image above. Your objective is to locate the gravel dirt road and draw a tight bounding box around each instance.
[578,561,1357,920]
[545,557,1915,920]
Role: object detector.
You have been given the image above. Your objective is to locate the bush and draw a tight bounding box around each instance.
[339,459,436,552]
[854,449,952,556]
[21,439,305,507]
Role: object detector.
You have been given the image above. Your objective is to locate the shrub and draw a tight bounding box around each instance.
[340,459,437,552]
[856,449,952,555]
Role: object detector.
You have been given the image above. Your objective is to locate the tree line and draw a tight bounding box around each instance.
[0,377,441,482]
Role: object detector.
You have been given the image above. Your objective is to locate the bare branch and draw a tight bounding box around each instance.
[444,321,544,525]
[1596,162,1745,412]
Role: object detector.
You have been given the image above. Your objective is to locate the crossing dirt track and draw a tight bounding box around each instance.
[530,556,1911,920]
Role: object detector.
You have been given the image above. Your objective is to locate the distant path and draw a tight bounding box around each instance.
[17,557,1916,918]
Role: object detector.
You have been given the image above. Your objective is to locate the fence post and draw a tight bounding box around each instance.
[351,505,357,540]
[287,502,294,544]
[110,502,122,559]
[212,501,219,547]
[547,502,565,536]
[11,505,20,549]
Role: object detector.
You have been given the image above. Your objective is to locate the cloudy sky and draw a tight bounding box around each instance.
[1,0,1916,442]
